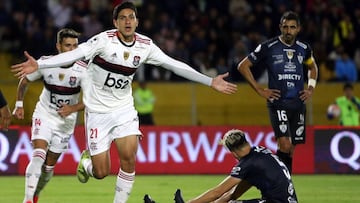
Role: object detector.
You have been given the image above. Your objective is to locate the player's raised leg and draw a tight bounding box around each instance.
[77,150,92,183]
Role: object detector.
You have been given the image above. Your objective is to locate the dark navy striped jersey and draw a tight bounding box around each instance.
[230,146,298,203]
[248,37,313,109]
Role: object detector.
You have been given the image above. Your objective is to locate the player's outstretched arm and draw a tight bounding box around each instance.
[12,48,85,78]
[211,73,237,95]
[149,45,237,94]
[11,51,38,78]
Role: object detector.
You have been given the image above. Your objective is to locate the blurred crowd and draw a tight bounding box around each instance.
[0,0,359,82]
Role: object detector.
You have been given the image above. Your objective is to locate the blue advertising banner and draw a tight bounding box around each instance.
[315,128,360,174]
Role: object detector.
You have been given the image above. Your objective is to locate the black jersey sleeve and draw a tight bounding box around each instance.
[247,42,268,66]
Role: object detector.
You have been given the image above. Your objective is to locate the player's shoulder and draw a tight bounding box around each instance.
[71,60,89,73]
[74,60,89,68]
[295,39,311,50]
[104,29,118,38]
[253,37,279,53]
[91,29,117,41]
[250,37,278,55]
[262,37,280,48]
[134,32,153,45]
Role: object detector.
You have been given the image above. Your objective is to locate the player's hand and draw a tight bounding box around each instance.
[12,107,25,120]
[257,88,281,102]
[57,103,73,118]
[0,105,11,131]
[11,51,39,78]
[211,73,237,94]
[299,87,313,102]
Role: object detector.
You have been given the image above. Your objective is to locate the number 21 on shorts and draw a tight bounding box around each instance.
[90,128,98,139]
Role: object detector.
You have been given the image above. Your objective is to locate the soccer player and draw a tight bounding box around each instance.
[0,90,11,130]
[148,129,298,203]
[238,11,318,173]
[11,2,237,203]
[13,28,87,203]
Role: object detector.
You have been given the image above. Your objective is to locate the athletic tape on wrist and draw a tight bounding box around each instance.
[15,101,23,108]
[308,79,316,88]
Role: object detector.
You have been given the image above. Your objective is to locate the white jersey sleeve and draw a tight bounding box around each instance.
[78,32,106,60]
[37,48,85,69]
[145,43,212,86]
[26,69,42,82]
[29,56,57,81]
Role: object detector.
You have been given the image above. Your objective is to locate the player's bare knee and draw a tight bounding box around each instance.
[93,172,108,179]
[120,160,136,172]
[120,153,136,166]
[93,167,110,179]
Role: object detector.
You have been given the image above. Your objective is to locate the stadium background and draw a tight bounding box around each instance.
[0,0,359,175]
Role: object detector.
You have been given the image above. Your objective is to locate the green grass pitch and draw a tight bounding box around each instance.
[1,175,359,203]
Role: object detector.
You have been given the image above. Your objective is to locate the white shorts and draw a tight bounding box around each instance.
[85,107,142,156]
[31,114,73,154]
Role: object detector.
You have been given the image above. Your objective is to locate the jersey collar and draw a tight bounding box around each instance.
[116,31,135,47]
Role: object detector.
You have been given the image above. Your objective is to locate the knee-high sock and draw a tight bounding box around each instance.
[113,169,135,203]
[23,148,46,203]
[34,165,54,196]
[276,150,293,174]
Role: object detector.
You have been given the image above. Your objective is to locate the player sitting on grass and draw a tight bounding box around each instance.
[145,129,298,203]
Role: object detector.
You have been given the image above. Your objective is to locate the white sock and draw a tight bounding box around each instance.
[82,158,93,177]
[23,148,46,203]
[113,169,135,203]
[35,165,54,196]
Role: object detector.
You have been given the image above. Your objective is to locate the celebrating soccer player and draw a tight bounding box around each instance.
[11,1,237,202]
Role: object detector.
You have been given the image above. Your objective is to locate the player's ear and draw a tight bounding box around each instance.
[113,19,118,29]
[56,42,61,53]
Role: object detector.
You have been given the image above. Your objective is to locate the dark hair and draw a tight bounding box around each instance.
[113,1,137,20]
[343,83,353,90]
[57,28,80,43]
[222,129,248,151]
[280,11,300,25]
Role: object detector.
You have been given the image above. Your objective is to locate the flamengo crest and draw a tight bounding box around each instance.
[123,52,129,60]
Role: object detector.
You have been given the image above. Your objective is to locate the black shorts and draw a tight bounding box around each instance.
[268,104,306,144]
